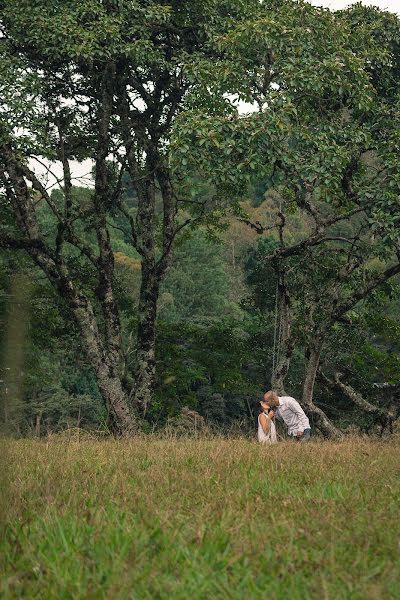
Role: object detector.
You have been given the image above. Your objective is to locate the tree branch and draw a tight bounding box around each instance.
[0,233,48,252]
[333,260,400,319]
[2,148,99,267]
[321,371,392,418]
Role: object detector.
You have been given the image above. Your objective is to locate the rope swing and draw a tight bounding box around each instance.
[271,198,284,388]
[271,276,281,384]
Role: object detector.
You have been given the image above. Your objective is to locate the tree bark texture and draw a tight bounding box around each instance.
[132,262,160,415]
[302,335,343,439]
[328,373,399,435]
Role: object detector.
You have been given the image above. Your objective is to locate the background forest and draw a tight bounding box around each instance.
[1,180,399,436]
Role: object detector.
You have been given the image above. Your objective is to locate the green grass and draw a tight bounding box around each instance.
[1,436,399,599]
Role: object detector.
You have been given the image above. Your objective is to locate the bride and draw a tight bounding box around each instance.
[256,398,277,444]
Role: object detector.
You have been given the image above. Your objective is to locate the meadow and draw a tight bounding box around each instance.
[1,436,399,599]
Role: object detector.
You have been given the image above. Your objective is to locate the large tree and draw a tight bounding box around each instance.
[173,2,400,436]
[0,0,259,433]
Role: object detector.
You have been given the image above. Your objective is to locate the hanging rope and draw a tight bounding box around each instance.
[271,198,283,387]
[271,276,280,383]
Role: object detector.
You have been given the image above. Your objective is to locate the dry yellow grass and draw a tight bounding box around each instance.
[1,436,399,599]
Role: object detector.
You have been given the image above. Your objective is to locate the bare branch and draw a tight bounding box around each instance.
[2,146,99,267]
[321,371,392,418]
[333,260,400,319]
[31,156,65,189]
[58,126,73,220]
[238,218,280,234]
[269,206,367,259]
[156,217,192,277]
[0,233,48,252]
[117,200,138,248]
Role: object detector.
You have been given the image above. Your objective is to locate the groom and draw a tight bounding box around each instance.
[264,390,311,441]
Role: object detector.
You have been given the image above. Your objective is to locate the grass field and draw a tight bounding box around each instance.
[1,436,399,599]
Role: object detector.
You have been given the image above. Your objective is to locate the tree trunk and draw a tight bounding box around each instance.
[32,225,137,436]
[68,289,137,435]
[116,85,179,418]
[132,262,160,416]
[302,335,343,439]
[29,246,137,435]
[131,158,176,417]
[93,60,124,379]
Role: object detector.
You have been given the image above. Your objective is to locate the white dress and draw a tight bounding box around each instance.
[258,412,277,444]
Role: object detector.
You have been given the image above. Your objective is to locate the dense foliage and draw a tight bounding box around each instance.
[0,0,399,436]
[1,183,398,435]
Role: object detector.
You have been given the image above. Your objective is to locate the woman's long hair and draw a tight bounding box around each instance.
[254,399,263,427]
